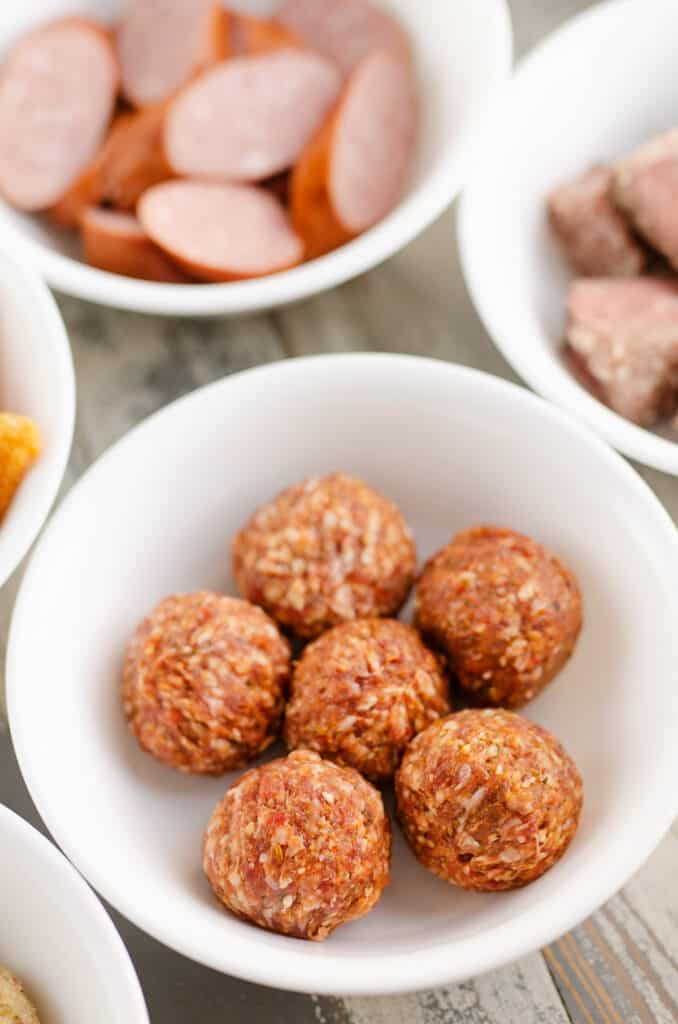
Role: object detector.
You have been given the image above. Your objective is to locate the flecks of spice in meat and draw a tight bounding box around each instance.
[122,592,290,775]
[203,749,391,940]
[396,709,583,891]
[285,618,450,781]
[232,474,416,638]
[415,526,582,709]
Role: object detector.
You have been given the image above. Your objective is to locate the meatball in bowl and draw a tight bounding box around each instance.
[8,353,678,996]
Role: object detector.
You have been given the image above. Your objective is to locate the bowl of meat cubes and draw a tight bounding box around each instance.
[459,0,678,475]
[0,0,512,316]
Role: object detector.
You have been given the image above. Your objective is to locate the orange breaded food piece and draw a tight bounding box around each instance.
[0,413,41,519]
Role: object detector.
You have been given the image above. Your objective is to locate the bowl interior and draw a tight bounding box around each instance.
[8,354,678,994]
[0,806,148,1024]
[458,0,678,474]
[0,254,73,585]
[0,0,511,314]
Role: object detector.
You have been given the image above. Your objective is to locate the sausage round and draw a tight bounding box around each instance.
[164,49,341,183]
[81,207,191,283]
[137,180,305,282]
[227,11,301,57]
[51,104,173,227]
[276,0,411,77]
[0,18,118,211]
[117,0,228,107]
[291,49,418,259]
[203,749,391,940]
[96,104,172,210]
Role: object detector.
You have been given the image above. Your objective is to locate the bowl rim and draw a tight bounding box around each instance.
[7,352,678,995]
[0,251,75,586]
[457,0,678,477]
[0,803,149,1024]
[5,0,513,316]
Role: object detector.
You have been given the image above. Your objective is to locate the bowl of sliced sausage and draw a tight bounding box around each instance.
[0,0,512,315]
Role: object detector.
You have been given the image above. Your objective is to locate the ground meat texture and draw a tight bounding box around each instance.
[122,593,290,775]
[416,527,581,709]
[547,165,647,278]
[396,709,583,891]
[565,276,678,427]
[285,619,451,781]
[612,129,678,271]
[203,749,391,940]
[232,474,416,639]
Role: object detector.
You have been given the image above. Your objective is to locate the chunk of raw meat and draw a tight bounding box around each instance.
[548,166,646,277]
[612,129,678,271]
[565,276,678,427]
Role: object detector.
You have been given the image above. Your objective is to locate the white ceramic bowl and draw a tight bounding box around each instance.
[0,804,148,1024]
[0,0,512,317]
[8,354,678,995]
[458,0,678,476]
[0,251,74,586]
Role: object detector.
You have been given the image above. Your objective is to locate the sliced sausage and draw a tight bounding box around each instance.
[118,0,228,107]
[97,103,172,209]
[48,157,106,229]
[49,104,171,226]
[291,49,417,259]
[227,11,301,57]
[138,180,304,281]
[276,0,411,76]
[164,49,341,183]
[0,18,118,211]
[81,206,191,282]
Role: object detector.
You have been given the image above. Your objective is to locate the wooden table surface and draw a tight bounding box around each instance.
[2,1,678,1021]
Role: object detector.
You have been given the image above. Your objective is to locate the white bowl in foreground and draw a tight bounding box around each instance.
[0,0,512,316]
[0,251,74,585]
[8,354,678,995]
[0,804,149,1024]
[458,0,678,476]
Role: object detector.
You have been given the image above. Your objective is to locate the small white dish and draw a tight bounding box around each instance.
[458,0,678,476]
[0,0,512,316]
[0,250,74,586]
[0,803,149,1024]
[8,353,678,995]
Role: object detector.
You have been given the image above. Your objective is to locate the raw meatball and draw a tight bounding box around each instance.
[396,709,583,891]
[0,968,40,1024]
[565,276,678,427]
[547,165,646,277]
[203,749,391,940]
[232,474,416,638]
[122,592,290,775]
[416,527,581,708]
[285,619,451,781]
